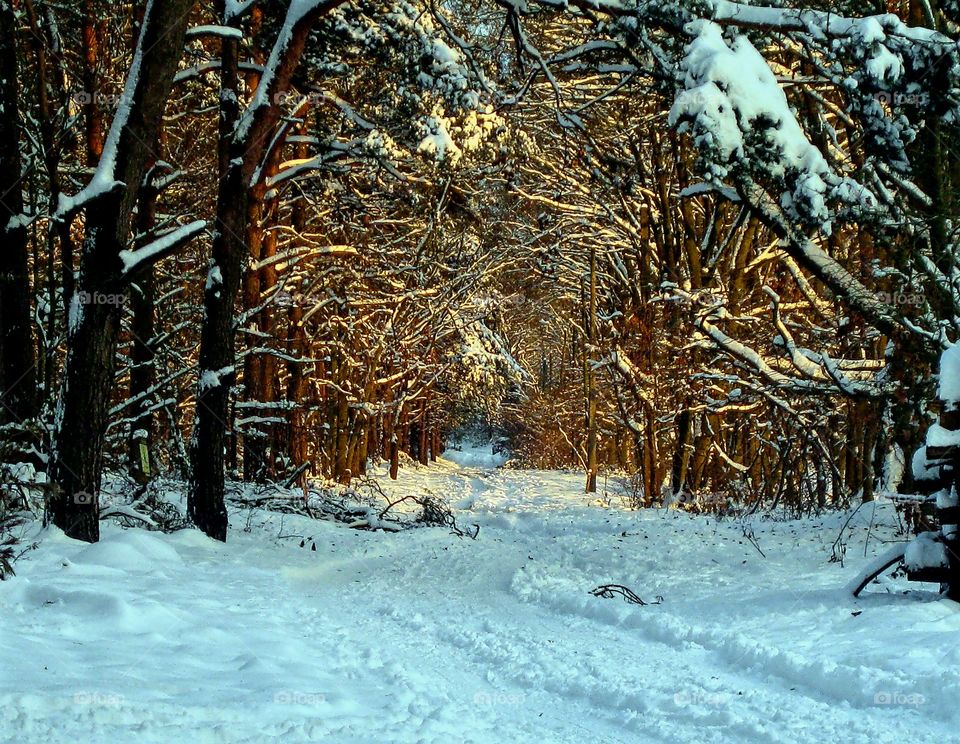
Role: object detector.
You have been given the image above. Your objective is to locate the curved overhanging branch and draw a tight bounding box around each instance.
[737,176,903,341]
[697,314,878,397]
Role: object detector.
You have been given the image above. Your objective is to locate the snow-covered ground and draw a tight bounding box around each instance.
[3,446,959,743]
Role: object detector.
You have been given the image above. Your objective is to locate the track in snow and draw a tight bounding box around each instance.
[2,449,958,743]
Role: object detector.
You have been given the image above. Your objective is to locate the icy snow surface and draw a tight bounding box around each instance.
[2,456,959,743]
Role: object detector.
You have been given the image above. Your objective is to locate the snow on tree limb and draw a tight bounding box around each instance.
[699,314,834,394]
[55,0,155,222]
[707,1,951,44]
[186,25,245,40]
[118,220,207,280]
[669,21,875,231]
[738,177,901,340]
[233,0,349,146]
[224,0,260,22]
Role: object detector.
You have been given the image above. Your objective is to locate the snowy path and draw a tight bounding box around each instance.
[3,452,960,743]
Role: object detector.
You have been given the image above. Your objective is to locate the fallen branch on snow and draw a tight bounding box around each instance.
[590,584,663,605]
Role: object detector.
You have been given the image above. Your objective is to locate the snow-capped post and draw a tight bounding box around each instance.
[904,345,960,597]
[48,0,201,543]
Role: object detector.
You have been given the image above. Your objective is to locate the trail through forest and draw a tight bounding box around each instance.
[2,448,958,743]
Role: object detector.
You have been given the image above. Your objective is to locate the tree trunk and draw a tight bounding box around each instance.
[671,406,692,499]
[0,4,37,431]
[418,403,429,466]
[188,25,243,541]
[127,164,162,485]
[584,243,598,493]
[50,0,195,542]
[242,192,268,481]
[188,1,350,535]
[283,176,310,485]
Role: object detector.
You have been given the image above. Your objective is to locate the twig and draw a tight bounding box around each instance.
[831,501,866,566]
[590,584,663,605]
[741,523,766,558]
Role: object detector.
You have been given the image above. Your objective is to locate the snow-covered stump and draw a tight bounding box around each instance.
[903,345,960,595]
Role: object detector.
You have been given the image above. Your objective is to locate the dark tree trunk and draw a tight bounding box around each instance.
[584,244,598,493]
[671,406,692,499]
[334,385,350,483]
[418,403,429,466]
[259,203,279,476]
[388,410,401,480]
[389,437,400,480]
[0,4,37,432]
[189,25,243,540]
[188,0,357,538]
[23,0,77,334]
[49,0,195,542]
